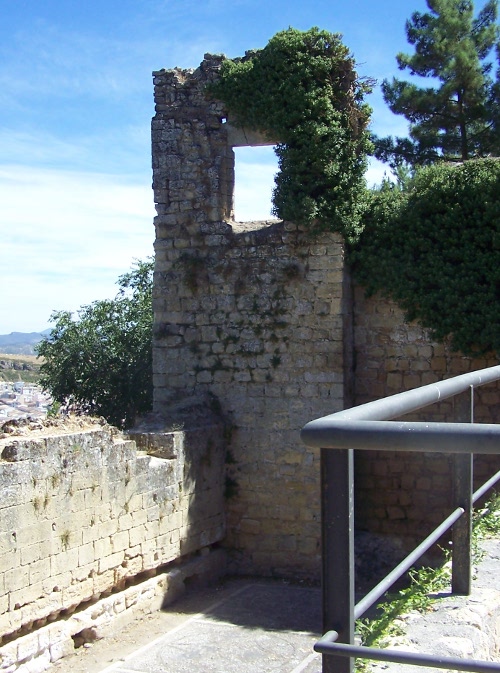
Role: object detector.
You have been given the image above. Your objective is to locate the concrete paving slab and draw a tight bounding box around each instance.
[99,582,322,673]
[49,539,500,673]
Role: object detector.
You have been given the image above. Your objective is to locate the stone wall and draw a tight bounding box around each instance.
[151,53,500,577]
[353,287,500,544]
[151,56,353,578]
[0,418,225,645]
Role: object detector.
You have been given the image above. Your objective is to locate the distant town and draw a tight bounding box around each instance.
[0,331,51,421]
[0,382,51,422]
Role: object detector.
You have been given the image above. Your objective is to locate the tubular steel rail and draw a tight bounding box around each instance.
[301,365,500,673]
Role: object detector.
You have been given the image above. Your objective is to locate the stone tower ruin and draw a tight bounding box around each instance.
[150,54,353,576]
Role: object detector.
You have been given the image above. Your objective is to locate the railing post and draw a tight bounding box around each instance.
[452,453,473,594]
[321,448,355,673]
[452,386,473,595]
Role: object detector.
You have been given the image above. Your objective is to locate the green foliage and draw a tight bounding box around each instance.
[357,491,500,665]
[351,159,500,356]
[474,491,500,539]
[357,556,451,652]
[208,27,373,239]
[373,0,500,169]
[36,259,154,429]
[46,400,62,418]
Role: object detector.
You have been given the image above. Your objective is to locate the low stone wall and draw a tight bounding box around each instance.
[0,417,225,646]
[371,538,500,673]
[0,550,224,673]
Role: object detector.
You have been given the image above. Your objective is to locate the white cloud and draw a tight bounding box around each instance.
[0,123,152,177]
[0,16,221,110]
[0,129,93,168]
[0,25,144,102]
[365,158,394,187]
[233,147,278,221]
[0,165,154,333]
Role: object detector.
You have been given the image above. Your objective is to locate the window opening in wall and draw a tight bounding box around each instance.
[233,146,279,222]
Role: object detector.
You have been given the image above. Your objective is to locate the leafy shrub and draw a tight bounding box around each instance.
[36,259,153,428]
[350,159,500,356]
[208,27,373,239]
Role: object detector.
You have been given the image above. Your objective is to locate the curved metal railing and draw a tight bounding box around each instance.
[301,365,500,673]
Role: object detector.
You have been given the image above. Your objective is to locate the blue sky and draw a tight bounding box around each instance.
[0,0,427,334]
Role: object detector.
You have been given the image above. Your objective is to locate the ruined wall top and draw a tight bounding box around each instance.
[152,54,235,228]
[153,54,226,119]
[151,54,275,233]
[153,54,274,147]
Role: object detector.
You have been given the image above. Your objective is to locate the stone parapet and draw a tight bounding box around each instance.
[0,549,225,673]
[0,420,225,643]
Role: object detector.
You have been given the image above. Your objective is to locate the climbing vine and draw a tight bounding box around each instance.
[208,30,500,357]
[208,27,373,240]
[350,159,500,356]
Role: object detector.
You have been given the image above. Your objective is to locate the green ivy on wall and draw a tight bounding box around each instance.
[350,159,500,356]
[208,27,373,240]
[208,29,500,357]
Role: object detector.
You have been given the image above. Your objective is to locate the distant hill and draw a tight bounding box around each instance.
[0,353,42,383]
[0,330,50,355]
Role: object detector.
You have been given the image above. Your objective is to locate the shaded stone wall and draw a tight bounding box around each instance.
[152,56,351,577]
[353,287,500,545]
[0,419,225,643]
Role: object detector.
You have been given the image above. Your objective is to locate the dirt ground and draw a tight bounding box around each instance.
[50,610,180,673]
[49,583,227,673]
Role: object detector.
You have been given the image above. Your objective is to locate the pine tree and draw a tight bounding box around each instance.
[374,0,500,168]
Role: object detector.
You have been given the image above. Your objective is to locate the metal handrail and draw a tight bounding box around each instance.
[302,366,500,423]
[301,365,500,673]
[301,365,500,451]
[354,469,500,621]
[315,630,500,673]
[354,504,464,621]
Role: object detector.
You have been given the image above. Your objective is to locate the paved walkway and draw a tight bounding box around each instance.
[101,581,322,673]
[51,579,323,673]
[50,539,500,673]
